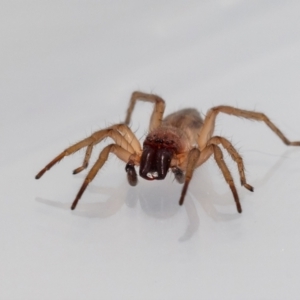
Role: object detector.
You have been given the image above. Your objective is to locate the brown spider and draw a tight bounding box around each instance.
[36,92,300,212]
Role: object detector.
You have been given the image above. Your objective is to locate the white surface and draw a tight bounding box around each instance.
[1,1,300,299]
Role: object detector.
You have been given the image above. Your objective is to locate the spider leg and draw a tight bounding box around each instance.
[124,91,165,131]
[35,124,138,179]
[195,144,215,167]
[176,144,214,177]
[179,148,200,205]
[73,124,141,175]
[212,144,242,213]
[199,105,300,149]
[73,144,93,174]
[178,145,242,211]
[114,124,142,154]
[36,137,97,179]
[208,136,254,192]
[71,144,132,210]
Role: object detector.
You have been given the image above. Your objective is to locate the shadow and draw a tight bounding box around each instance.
[125,178,200,242]
[189,148,298,221]
[36,183,126,218]
[247,148,299,187]
[178,194,200,242]
[36,197,72,210]
[35,175,200,241]
[35,148,297,241]
[188,164,241,222]
[83,176,200,241]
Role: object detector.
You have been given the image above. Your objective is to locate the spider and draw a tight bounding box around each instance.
[36,91,300,212]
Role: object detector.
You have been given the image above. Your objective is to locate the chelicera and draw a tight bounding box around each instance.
[36,91,300,212]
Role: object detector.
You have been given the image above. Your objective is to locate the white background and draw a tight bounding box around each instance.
[1,1,300,299]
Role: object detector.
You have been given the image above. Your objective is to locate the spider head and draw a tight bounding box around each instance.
[139,131,177,181]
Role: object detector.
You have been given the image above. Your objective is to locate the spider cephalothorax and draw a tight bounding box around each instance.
[36,91,300,212]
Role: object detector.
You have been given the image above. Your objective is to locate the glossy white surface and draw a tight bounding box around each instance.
[1,1,300,299]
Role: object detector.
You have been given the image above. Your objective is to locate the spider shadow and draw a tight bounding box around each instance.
[35,173,199,241]
[126,178,203,242]
[35,148,295,241]
[36,184,126,218]
[80,177,199,242]
[190,148,297,220]
[247,148,299,187]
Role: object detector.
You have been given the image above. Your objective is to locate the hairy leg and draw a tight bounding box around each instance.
[198,105,300,149]
[212,144,242,213]
[73,124,142,174]
[35,124,138,179]
[175,144,214,184]
[178,144,242,211]
[179,148,200,205]
[115,124,142,154]
[208,136,253,192]
[71,144,132,210]
[73,144,93,174]
[124,91,165,131]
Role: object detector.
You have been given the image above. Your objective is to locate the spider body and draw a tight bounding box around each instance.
[36,91,300,212]
[139,108,204,182]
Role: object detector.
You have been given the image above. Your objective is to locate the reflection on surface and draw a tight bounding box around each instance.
[36,148,295,241]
